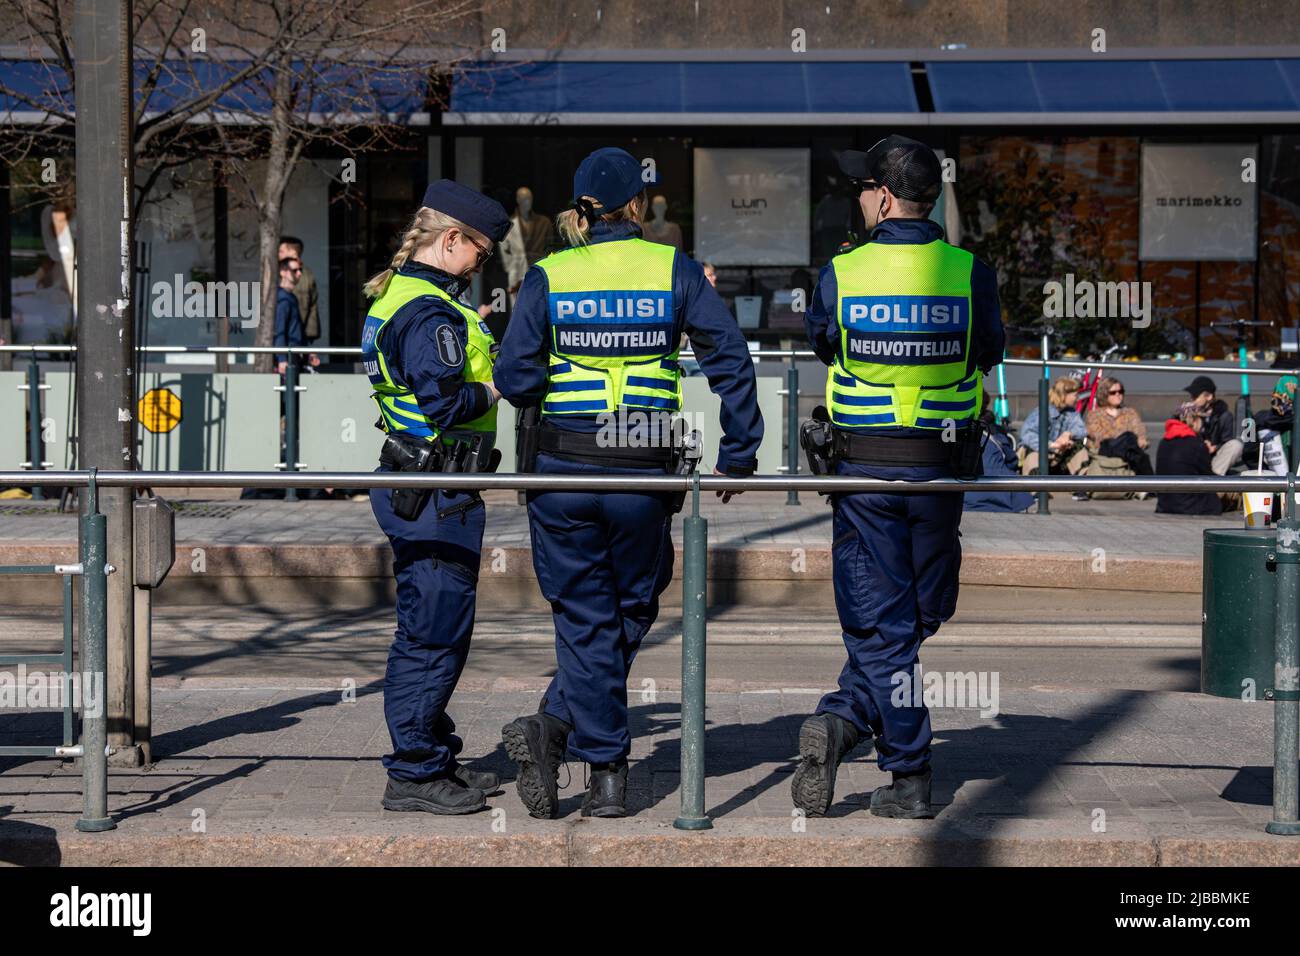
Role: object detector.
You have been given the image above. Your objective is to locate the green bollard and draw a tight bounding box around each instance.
[1036,376,1050,516]
[76,469,115,832]
[786,360,800,506]
[674,472,712,831]
[1266,473,1300,835]
[26,353,43,501]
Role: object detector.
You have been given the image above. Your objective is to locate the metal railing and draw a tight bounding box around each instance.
[12,342,1296,511]
[3,467,1299,836]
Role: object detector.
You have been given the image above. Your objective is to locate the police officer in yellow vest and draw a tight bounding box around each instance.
[792,137,1005,819]
[362,180,511,815]
[494,147,763,818]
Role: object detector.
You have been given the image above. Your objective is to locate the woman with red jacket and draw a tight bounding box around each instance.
[1155,403,1223,516]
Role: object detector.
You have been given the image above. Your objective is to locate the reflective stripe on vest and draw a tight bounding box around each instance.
[535,238,681,416]
[829,239,979,430]
[360,273,497,441]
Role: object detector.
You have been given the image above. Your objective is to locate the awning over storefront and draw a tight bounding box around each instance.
[0,59,430,124]
[925,58,1300,122]
[446,60,919,124]
[447,54,1300,126]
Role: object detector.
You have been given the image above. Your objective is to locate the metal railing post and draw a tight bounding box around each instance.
[1267,473,1300,835]
[1291,397,1300,474]
[76,468,115,832]
[1036,377,1051,516]
[25,353,44,500]
[283,359,300,502]
[62,573,74,748]
[674,472,711,831]
[785,357,800,506]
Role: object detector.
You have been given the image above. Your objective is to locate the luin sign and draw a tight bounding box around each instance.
[694,148,810,267]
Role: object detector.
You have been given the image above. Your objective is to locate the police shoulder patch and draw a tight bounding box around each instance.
[434,323,465,367]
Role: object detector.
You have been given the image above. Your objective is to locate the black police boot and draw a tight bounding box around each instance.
[501,712,571,819]
[869,767,934,819]
[449,762,501,793]
[580,760,629,818]
[791,713,861,817]
[382,776,486,815]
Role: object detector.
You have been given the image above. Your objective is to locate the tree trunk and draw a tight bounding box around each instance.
[253,58,296,374]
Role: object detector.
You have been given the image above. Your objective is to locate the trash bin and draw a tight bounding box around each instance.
[1202,528,1280,700]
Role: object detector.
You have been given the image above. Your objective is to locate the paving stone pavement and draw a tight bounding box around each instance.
[1,679,1292,865]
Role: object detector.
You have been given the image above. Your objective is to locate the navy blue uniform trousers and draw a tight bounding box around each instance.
[815,461,963,774]
[526,452,674,764]
[372,468,485,781]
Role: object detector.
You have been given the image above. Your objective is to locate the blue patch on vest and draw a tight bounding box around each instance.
[842,295,969,332]
[549,290,673,324]
[361,315,385,385]
[841,294,969,367]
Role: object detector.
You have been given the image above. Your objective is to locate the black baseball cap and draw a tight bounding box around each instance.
[421,179,511,243]
[837,135,942,203]
[1184,375,1217,397]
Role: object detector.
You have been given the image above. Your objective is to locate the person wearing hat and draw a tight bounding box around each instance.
[791,135,1005,820]
[1184,375,1242,475]
[361,179,511,815]
[494,147,763,818]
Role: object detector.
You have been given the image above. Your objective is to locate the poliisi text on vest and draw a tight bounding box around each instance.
[554,295,668,320]
[846,301,964,325]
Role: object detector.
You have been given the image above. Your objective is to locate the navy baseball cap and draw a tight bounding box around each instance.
[838,135,942,203]
[573,147,656,212]
[421,179,511,243]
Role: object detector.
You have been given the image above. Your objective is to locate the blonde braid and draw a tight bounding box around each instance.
[363,207,485,299]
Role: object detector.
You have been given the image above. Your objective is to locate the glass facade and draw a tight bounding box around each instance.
[4,128,1299,356]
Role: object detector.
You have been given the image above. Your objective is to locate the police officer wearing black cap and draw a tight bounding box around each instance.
[791,136,1005,819]
[361,179,512,814]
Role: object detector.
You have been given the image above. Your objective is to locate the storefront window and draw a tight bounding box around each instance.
[6,160,75,345]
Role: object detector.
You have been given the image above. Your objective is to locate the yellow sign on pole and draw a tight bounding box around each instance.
[138,387,182,434]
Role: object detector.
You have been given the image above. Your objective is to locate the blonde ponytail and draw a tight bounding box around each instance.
[363,206,489,299]
[556,191,647,248]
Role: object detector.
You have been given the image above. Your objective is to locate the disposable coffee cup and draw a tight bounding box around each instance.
[1241,470,1274,528]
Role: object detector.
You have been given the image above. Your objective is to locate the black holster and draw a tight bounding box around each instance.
[379,432,500,522]
[515,404,542,505]
[380,432,443,521]
[950,421,988,480]
[799,405,835,477]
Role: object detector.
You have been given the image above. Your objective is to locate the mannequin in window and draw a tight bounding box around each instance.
[641,194,683,250]
[513,187,554,266]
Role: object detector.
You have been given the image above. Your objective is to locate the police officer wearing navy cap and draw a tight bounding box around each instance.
[494,147,763,818]
[791,136,1005,819]
[362,179,511,814]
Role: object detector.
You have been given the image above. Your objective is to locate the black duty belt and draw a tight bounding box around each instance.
[832,428,952,466]
[539,425,673,468]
